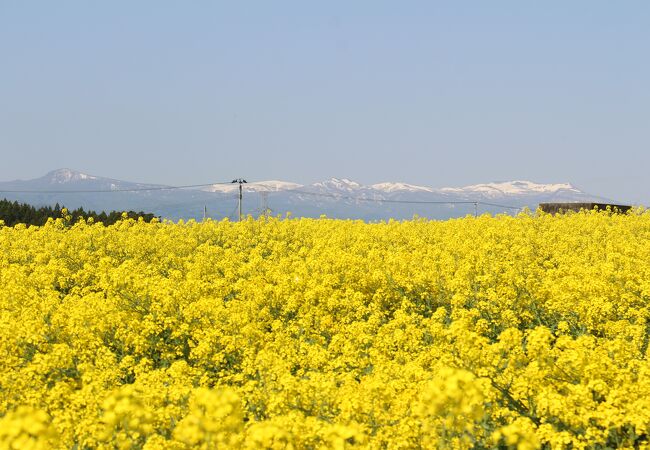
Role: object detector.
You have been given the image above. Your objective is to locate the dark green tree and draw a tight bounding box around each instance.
[0,199,157,227]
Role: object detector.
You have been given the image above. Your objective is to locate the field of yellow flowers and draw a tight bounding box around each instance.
[2,210,650,449]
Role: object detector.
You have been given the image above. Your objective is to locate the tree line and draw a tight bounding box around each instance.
[0,198,157,226]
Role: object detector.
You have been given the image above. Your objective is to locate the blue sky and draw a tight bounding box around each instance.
[1,1,648,203]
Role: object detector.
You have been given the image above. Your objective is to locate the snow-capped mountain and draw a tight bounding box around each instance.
[0,170,610,221]
[47,168,98,184]
[0,169,223,218]
[203,180,303,194]
[311,178,363,192]
[371,182,434,193]
[3,168,163,192]
[440,180,580,198]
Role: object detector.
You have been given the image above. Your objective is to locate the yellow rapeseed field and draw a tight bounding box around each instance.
[1,210,650,449]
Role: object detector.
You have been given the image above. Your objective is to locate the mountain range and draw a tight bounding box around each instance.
[0,169,611,221]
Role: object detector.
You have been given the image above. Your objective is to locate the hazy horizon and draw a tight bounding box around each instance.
[1,2,648,204]
[0,166,598,194]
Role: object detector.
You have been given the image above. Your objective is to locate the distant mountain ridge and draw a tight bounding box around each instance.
[2,168,165,192]
[0,169,610,221]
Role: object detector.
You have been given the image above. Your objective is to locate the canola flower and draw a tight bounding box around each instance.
[1,210,650,449]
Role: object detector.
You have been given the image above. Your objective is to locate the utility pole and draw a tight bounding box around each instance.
[260,192,270,218]
[474,202,478,218]
[232,178,247,221]
[203,205,207,221]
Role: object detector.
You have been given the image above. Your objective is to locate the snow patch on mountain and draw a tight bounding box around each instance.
[440,180,579,197]
[371,182,434,193]
[312,178,362,191]
[203,181,303,193]
[201,178,582,199]
[47,169,98,184]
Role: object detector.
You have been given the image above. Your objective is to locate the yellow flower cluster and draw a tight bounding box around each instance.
[1,210,650,449]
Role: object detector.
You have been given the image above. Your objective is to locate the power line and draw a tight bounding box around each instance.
[284,189,477,204]
[0,178,522,212]
[227,201,240,221]
[474,201,522,211]
[266,188,522,211]
[147,194,238,211]
[0,181,234,194]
